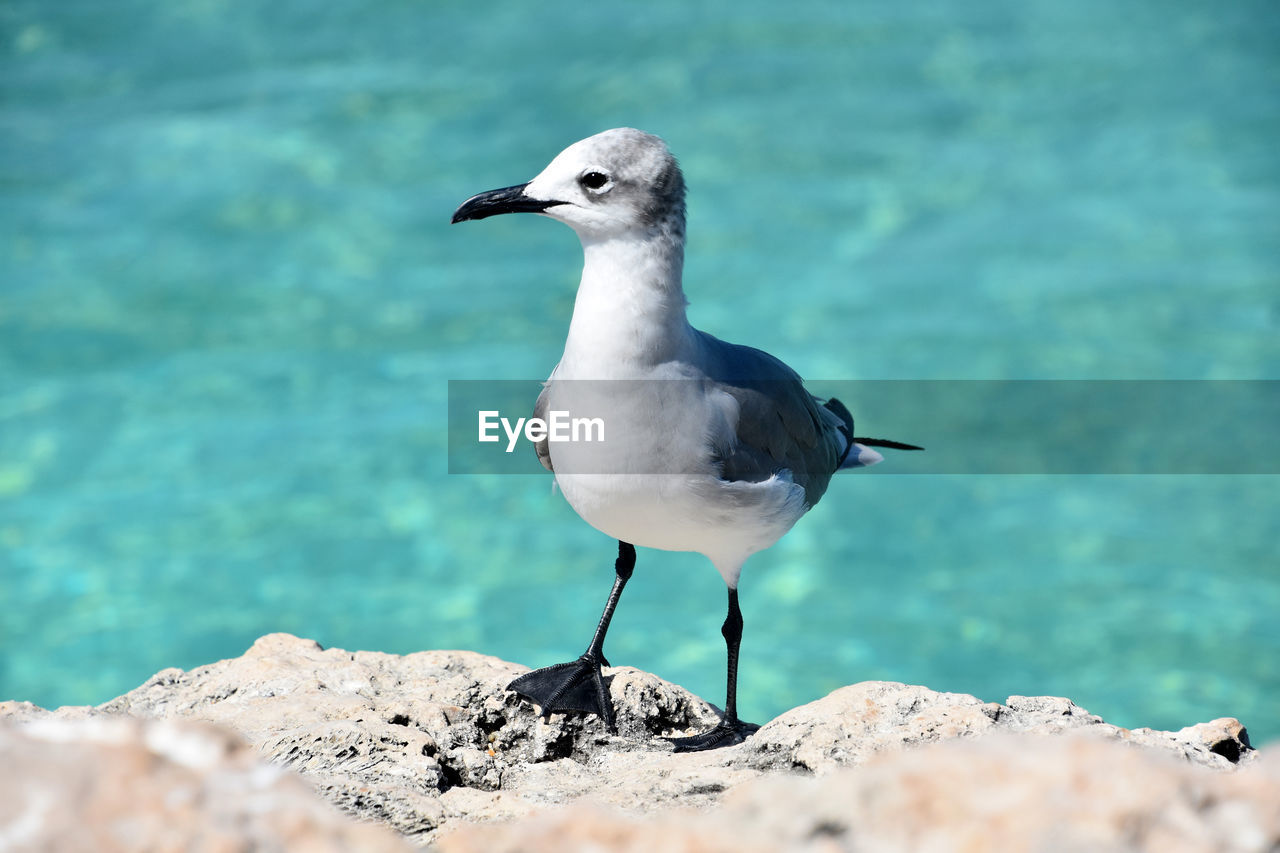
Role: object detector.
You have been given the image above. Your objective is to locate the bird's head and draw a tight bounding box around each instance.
[451,128,686,242]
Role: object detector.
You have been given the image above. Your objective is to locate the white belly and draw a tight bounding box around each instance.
[542,377,809,583]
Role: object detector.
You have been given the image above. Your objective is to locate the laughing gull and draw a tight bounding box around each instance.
[452,128,921,751]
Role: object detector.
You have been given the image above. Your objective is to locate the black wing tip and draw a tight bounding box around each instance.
[853,437,925,451]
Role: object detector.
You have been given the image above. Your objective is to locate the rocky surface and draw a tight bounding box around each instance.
[1,632,1275,852]
[437,734,1280,853]
[0,713,410,852]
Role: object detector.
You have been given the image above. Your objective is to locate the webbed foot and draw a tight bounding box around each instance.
[668,716,760,752]
[507,654,616,731]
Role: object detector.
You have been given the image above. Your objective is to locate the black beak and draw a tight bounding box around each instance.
[450,183,564,224]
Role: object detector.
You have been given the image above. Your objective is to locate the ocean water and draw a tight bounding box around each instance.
[2,1,1278,744]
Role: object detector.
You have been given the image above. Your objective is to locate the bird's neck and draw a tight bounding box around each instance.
[559,228,692,376]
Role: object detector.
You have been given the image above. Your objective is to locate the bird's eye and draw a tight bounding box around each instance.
[579,171,610,191]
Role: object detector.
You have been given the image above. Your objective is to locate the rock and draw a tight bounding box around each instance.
[0,713,410,852]
[1,633,1271,851]
[746,681,1257,773]
[436,734,1280,853]
[76,633,728,838]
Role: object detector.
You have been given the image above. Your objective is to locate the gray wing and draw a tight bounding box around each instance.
[532,383,553,472]
[694,330,846,507]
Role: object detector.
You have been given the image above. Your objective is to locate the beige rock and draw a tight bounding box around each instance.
[747,682,1256,774]
[435,735,1280,853]
[0,633,1267,850]
[0,714,410,853]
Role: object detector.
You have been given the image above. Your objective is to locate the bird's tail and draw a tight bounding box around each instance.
[823,397,924,470]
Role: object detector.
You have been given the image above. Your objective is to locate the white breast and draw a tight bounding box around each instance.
[543,373,809,585]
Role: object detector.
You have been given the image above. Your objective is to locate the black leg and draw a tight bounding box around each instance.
[507,541,635,731]
[669,586,760,752]
[584,541,635,665]
[722,587,744,721]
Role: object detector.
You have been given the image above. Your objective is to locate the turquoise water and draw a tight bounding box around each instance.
[3,1,1278,743]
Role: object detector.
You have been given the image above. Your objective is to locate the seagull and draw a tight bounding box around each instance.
[451,128,921,751]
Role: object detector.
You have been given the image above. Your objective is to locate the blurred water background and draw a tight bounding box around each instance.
[2,1,1277,742]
